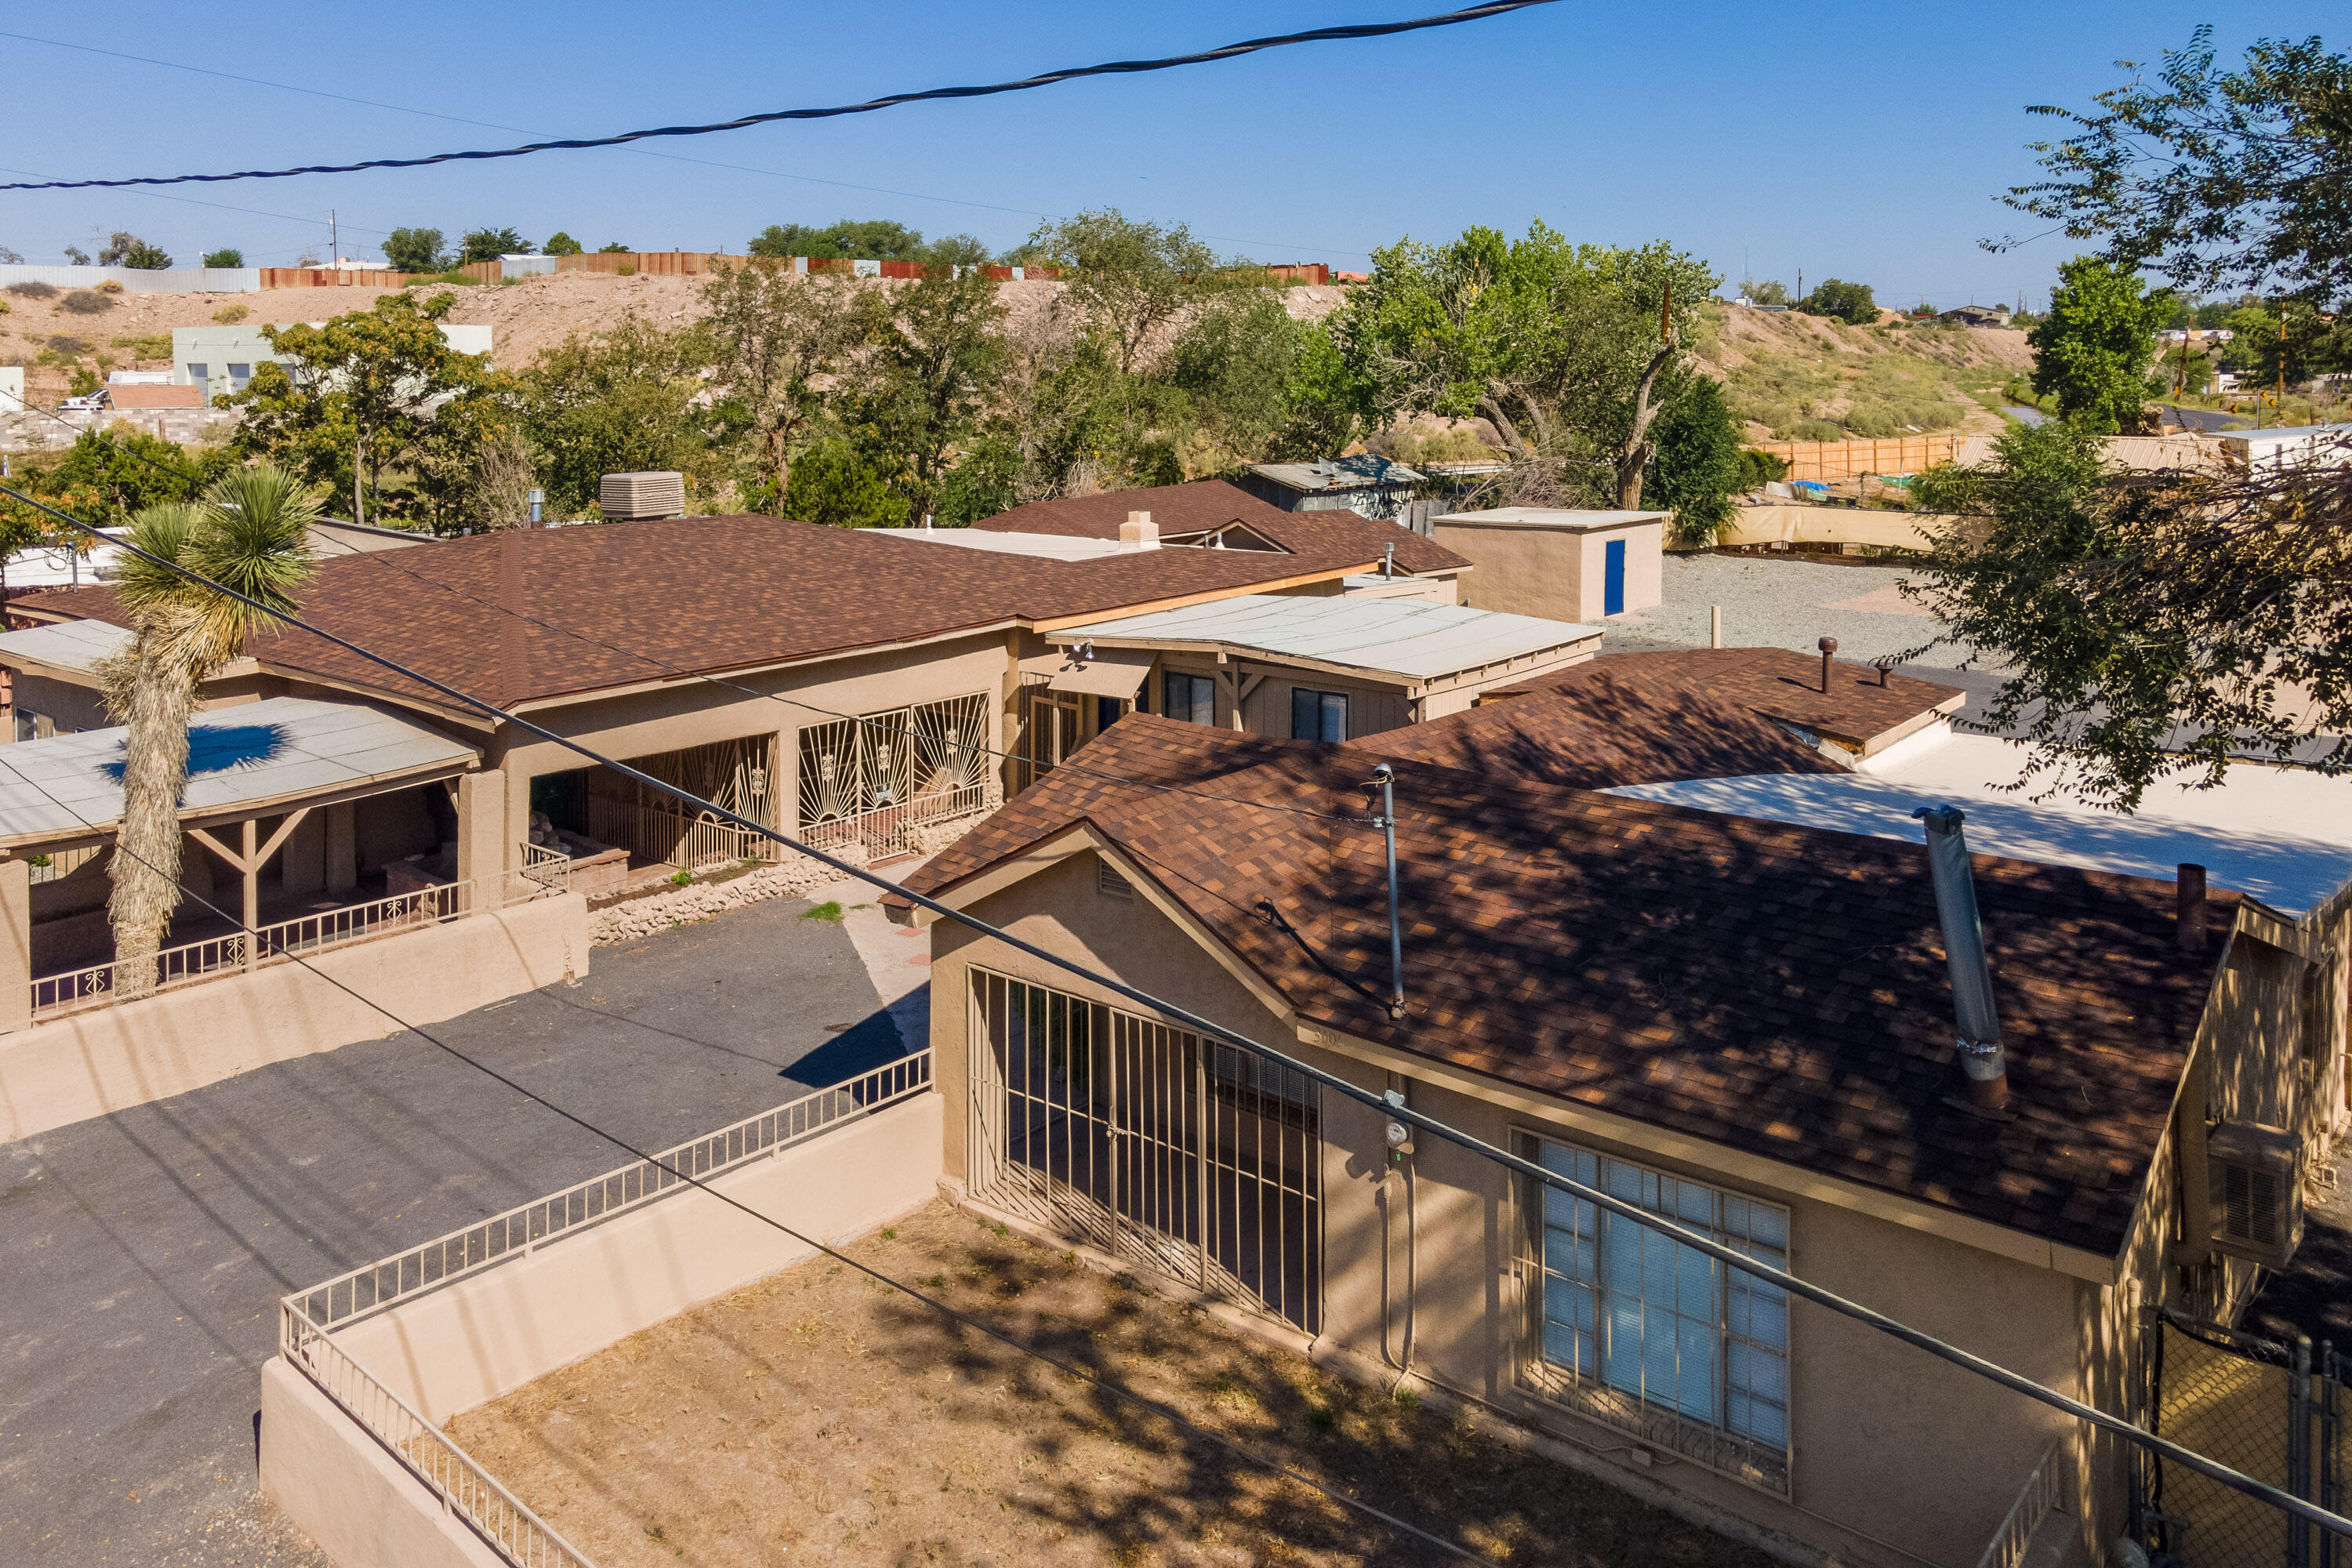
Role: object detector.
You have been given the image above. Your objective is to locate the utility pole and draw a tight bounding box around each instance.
[330,209,338,267]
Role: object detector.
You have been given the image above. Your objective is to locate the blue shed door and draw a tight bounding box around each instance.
[1602,538,1626,616]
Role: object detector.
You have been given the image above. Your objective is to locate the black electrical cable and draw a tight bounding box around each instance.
[0,754,1480,1565]
[0,2,1563,192]
[5,479,2346,1542]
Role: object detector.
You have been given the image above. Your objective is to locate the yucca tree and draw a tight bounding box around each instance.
[98,464,318,994]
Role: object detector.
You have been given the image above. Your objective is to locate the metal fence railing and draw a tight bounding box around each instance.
[1976,1442,2066,1568]
[31,866,566,1021]
[285,1049,934,1335]
[278,1310,593,1568]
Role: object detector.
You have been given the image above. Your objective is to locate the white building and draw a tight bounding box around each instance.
[170,323,495,403]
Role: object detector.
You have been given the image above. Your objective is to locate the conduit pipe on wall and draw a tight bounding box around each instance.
[1912,804,2009,1111]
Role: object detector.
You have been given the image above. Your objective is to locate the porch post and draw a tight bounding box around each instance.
[0,856,30,1034]
[324,803,356,895]
[452,768,507,913]
[241,818,260,973]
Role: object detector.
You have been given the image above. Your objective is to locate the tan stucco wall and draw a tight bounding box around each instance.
[4,671,108,736]
[1436,519,1663,622]
[259,1359,506,1568]
[1721,506,1981,554]
[0,891,587,1142]
[925,849,2113,1568]
[325,1091,942,1424]
[490,633,1013,874]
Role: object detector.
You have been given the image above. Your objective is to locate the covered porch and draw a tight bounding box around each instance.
[0,696,549,1028]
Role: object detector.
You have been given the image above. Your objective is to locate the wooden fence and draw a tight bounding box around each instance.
[1752,434,1966,481]
[256,254,1336,289]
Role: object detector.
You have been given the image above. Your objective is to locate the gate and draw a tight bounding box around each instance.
[2143,1309,2347,1567]
[965,969,1321,1332]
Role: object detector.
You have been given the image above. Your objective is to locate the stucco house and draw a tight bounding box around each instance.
[887,703,2347,1568]
[1431,507,1670,622]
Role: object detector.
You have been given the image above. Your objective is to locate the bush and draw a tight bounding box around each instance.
[1798,278,1878,325]
[1793,419,1846,441]
[96,279,124,294]
[212,303,249,324]
[782,440,908,529]
[119,241,171,270]
[615,263,637,277]
[111,333,171,359]
[60,292,112,314]
[201,248,243,268]
[47,335,91,355]
[1737,448,1791,487]
[5,281,58,299]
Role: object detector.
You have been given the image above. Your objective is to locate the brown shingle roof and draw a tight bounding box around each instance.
[899,716,2220,1258]
[1494,648,1966,751]
[1346,662,1846,789]
[975,479,1469,577]
[14,513,1394,711]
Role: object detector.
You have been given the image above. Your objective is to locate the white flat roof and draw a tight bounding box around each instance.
[876,528,1151,562]
[1431,507,1669,531]
[0,696,480,849]
[1051,593,1601,683]
[0,618,132,677]
[1608,731,2352,916]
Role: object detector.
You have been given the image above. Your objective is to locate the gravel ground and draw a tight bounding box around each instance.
[1610,554,1990,670]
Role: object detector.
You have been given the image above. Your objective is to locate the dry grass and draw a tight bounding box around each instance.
[447,1202,1772,1568]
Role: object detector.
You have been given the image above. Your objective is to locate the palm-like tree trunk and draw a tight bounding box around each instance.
[103,621,204,998]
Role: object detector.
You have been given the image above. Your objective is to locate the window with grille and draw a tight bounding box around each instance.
[1521,1133,1791,1491]
[1290,688,1348,742]
[1163,673,1215,726]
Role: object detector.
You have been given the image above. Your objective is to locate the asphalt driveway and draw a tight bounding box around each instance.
[1,890,919,1566]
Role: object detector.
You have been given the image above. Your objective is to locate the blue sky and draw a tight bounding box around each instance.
[0,2,2331,308]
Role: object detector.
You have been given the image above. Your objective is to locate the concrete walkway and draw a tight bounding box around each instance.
[1,888,927,1566]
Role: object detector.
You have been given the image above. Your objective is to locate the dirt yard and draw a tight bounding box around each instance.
[446,1201,1770,1568]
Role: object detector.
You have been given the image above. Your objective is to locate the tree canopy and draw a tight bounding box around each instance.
[2025,257,2172,432]
[383,227,447,274]
[1797,278,1877,325]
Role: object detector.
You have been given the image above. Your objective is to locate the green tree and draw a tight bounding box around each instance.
[1166,291,1366,463]
[201,248,243,268]
[597,241,630,254]
[924,234,991,267]
[383,227,446,274]
[223,291,504,528]
[459,228,529,264]
[842,270,1006,521]
[1740,278,1789,307]
[749,220,928,261]
[523,316,720,517]
[96,464,316,994]
[782,439,906,528]
[2004,27,2351,311]
[700,267,864,501]
[931,437,1025,527]
[1023,209,1221,375]
[1643,375,1744,546]
[542,231,584,257]
[2026,257,2172,433]
[1797,278,1877,324]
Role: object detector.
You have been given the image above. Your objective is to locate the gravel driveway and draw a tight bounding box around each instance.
[1610,553,1990,670]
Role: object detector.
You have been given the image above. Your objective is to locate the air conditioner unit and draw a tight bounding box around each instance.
[2206,1122,2303,1269]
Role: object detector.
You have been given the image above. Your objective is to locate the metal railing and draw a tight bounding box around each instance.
[31,867,564,1021]
[517,840,573,891]
[278,1308,593,1568]
[277,1050,933,1568]
[1976,1441,2067,1568]
[285,1048,934,1334]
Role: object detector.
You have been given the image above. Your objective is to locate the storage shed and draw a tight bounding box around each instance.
[1428,507,1667,622]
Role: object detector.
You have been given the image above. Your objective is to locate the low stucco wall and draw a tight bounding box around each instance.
[0,893,588,1144]
[259,1359,506,1568]
[1722,505,1981,552]
[326,1089,942,1422]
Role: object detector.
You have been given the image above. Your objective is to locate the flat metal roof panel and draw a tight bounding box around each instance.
[1053,593,1600,681]
[0,618,133,676]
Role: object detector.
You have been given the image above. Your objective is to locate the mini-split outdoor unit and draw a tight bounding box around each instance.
[2206,1121,2303,1270]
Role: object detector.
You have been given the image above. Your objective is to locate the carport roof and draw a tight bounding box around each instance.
[0,695,479,849]
[0,617,132,677]
[1049,593,1601,684]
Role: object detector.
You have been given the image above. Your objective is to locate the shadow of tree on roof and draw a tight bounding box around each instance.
[99,721,292,786]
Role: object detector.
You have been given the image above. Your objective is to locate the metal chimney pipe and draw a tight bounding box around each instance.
[1818,636,1838,693]
[1911,805,2009,1111]
[2177,863,2208,952]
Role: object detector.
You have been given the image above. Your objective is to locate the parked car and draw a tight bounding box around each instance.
[58,390,110,412]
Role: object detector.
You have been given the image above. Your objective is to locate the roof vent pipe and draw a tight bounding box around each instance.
[2177,863,2207,951]
[1368,764,1405,1021]
[1911,805,2009,1112]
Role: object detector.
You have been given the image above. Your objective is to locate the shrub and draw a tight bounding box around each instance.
[96,278,124,295]
[118,241,170,270]
[202,248,244,268]
[111,333,171,359]
[1794,418,1846,441]
[782,440,907,529]
[47,335,91,355]
[5,281,58,299]
[212,303,249,324]
[1737,448,1791,487]
[615,262,637,277]
[60,290,114,314]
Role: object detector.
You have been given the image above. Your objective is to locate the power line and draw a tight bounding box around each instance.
[0,749,1478,1564]
[0,3,1563,194]
[5,477,2347,1544]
